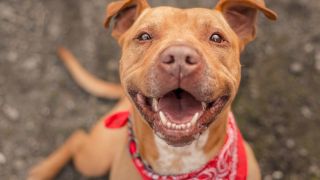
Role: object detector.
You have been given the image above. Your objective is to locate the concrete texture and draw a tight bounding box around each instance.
[0,0,319,179]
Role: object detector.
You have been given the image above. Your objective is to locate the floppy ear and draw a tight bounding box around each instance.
[104,0,149,40]
[215,0,277,49]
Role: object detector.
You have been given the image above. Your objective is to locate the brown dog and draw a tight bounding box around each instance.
[29,0,277,179]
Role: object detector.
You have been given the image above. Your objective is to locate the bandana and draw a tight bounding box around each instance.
[105,111,247,180]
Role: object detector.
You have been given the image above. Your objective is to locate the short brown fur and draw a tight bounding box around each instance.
[28,0,277,179]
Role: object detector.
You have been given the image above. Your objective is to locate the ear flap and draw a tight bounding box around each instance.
[104,0,149,39]
[215,0,277,48]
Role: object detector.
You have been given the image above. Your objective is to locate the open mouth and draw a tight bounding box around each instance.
[129,88,229,146]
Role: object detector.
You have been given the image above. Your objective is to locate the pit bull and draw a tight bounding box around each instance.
[29,0,277,179]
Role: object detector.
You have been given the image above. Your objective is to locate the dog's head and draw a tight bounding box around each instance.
[105,0,277,146]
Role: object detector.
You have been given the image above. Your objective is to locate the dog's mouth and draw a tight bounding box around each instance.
[129,88,229,146]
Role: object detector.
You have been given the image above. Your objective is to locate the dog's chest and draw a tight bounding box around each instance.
[153,131,209,175]
[110,143,141,180]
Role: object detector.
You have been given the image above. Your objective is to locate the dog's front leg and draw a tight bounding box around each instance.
[28,130,90,180]
[28,98,131,180]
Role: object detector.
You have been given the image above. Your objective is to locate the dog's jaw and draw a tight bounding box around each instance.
[128,88,230,146]
[130,106,229,175]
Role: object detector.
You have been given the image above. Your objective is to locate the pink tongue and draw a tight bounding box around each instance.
[158,90,202,123]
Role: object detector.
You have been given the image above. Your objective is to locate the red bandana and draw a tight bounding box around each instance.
[105,111,247,180]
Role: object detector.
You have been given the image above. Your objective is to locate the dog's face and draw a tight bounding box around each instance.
[121,7,240,146]
[105,0,277,146]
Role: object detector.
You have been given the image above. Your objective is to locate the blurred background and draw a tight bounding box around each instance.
[0,0,319,179]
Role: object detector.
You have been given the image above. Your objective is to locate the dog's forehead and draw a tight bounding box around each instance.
[136,7,229,30]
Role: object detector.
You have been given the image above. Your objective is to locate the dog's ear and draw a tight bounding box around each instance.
[215,0,277,49]
[104,0,149,40]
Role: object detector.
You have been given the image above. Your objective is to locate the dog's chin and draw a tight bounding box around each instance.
[129,88,230,147]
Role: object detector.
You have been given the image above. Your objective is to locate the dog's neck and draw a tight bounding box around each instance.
[131,109,228,175]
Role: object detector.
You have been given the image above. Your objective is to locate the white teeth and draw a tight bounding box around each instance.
[202,102,207,110]
[159,111,200,130]
[191,112,199,125]
[159,111,167,125]
[137,94,145,103]
[152,98,158,111]
[166,122,172,128]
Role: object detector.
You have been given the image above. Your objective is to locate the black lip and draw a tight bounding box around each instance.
[128,88,230,146]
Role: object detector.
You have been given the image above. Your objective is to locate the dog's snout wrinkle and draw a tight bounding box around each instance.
[159,45,201,79]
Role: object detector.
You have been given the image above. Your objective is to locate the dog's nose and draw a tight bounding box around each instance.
[159,45,201,78]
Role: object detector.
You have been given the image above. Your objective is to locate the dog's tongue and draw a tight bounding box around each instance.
[158,89,202,123]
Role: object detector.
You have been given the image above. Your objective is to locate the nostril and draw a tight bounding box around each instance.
[185,56,197,65]
[162,55,175,64]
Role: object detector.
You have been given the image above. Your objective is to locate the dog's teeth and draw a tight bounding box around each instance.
[152,98,158,111]
[191,112,199,125]
[172,123,177,129]
[166,122,172,128]
[202,102,207,110]
[159,111,167,125]
[137,94,145,103]
[160,111,199,130]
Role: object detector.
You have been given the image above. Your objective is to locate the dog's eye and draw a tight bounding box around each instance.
[210,33,224,43]
[137,32,152,41]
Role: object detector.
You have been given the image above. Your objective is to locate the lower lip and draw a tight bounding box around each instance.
[130,91,229,145]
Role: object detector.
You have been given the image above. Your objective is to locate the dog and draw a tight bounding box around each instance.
[29,0,277,179]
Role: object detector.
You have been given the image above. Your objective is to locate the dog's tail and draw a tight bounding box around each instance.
[57,47,124,99]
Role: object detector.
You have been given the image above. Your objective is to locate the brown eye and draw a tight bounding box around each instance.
[210,33,223,43]
[137,32,152,41]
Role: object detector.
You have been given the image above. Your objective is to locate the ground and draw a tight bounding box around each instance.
[0,0,319,179]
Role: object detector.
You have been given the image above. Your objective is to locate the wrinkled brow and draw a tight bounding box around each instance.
[133,23,159,33]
